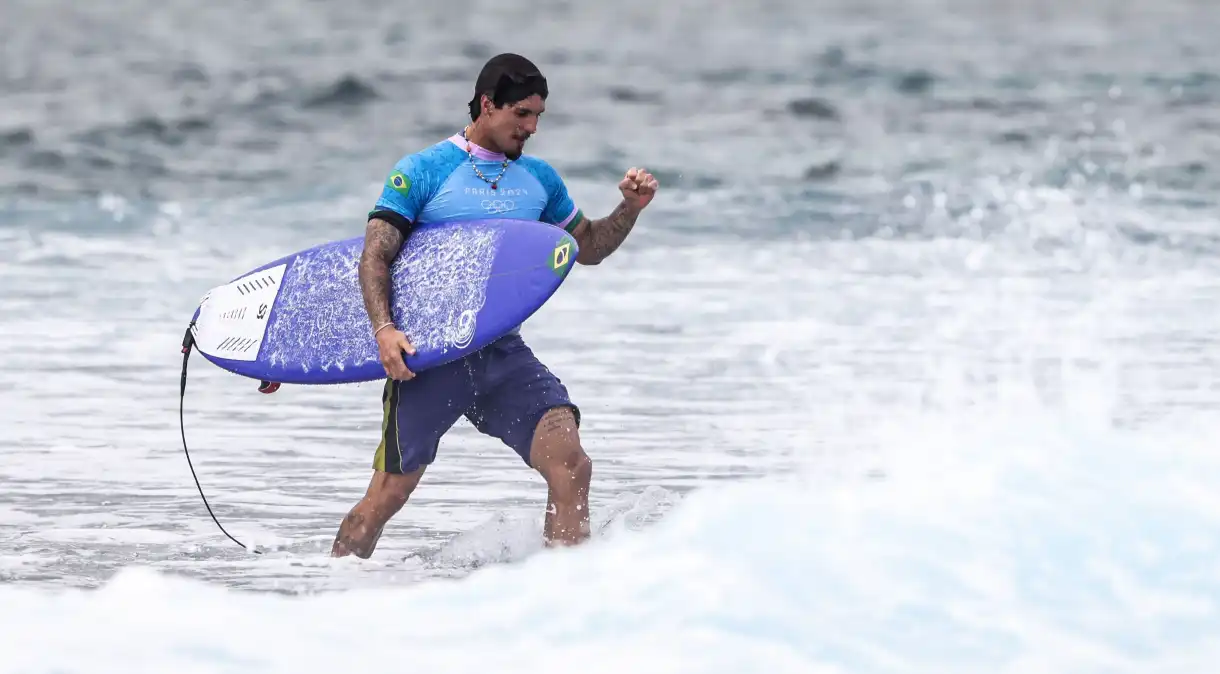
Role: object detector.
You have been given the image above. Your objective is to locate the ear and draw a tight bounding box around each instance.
[481,94,494,116]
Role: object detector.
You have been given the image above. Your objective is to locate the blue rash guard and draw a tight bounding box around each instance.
[368,131,583,235]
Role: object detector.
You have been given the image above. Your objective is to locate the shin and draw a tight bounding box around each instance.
[331,467,424,558]
[529,406,592,546]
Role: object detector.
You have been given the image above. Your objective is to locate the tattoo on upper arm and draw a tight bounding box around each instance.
[359,219,405,328]
[365,219,404,263]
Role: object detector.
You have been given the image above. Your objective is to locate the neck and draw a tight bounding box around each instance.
[463,122,504,157]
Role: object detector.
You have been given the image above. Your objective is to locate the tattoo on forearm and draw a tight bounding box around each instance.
[583,201,640,263]
[359,219,404,328]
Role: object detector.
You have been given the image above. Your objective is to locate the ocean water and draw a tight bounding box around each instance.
[3,0,1220,671]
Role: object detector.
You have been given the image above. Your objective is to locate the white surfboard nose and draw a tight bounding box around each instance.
[193,264,287,362]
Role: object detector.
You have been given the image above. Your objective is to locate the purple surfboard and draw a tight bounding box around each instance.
[188,218,578,385]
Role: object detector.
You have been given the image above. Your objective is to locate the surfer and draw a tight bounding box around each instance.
[331,53,659,558]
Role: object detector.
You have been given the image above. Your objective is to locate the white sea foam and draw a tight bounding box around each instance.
[3,380,1219,673]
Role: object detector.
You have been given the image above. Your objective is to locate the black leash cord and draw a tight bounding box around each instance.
[180,325,260,554]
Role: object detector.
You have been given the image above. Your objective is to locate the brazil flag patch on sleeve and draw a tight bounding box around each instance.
[387,170,411,197]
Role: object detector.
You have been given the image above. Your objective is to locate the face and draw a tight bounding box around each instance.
[480,94,545,160]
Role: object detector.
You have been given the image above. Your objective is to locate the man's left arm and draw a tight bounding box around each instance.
[568,167,659,266]
[569,200,641,266]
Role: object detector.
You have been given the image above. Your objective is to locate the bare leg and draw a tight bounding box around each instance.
[528,406,592,546]
[331,467,425,558]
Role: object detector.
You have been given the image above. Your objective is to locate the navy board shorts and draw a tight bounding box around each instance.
[372,333,580,474]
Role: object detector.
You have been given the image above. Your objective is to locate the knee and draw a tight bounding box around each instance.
[541,447,592,500]
[569,449,593,488]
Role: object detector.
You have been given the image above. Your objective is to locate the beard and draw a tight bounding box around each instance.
[504,138,526,160]
[503,132,529,160]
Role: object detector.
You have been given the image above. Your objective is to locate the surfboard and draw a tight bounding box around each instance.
[187,217,578,386]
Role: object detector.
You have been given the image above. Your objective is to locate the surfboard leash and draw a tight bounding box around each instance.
[179,323,261,554]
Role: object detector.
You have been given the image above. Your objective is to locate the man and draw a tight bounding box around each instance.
[331,53,659,559]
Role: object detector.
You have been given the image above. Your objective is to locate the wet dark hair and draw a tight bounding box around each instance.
[468,53,549,121]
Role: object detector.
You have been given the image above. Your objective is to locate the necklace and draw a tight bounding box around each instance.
[463,127,510,190]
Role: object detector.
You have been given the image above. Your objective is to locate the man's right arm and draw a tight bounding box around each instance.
[363,153,425,330]
[360,217,417,380]
[358,217,405,330]
[362,152,429,379]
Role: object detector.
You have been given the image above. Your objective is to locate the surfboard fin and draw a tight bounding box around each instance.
[258,380,281,394]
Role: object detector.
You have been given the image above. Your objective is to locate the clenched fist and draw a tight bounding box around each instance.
[618,167,659,211]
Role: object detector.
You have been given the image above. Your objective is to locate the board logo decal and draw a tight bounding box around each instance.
[449,308,478,349]
[550,238,572,276]
[388,170,411,197]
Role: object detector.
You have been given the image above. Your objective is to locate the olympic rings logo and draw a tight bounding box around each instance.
[481,199,516,214]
